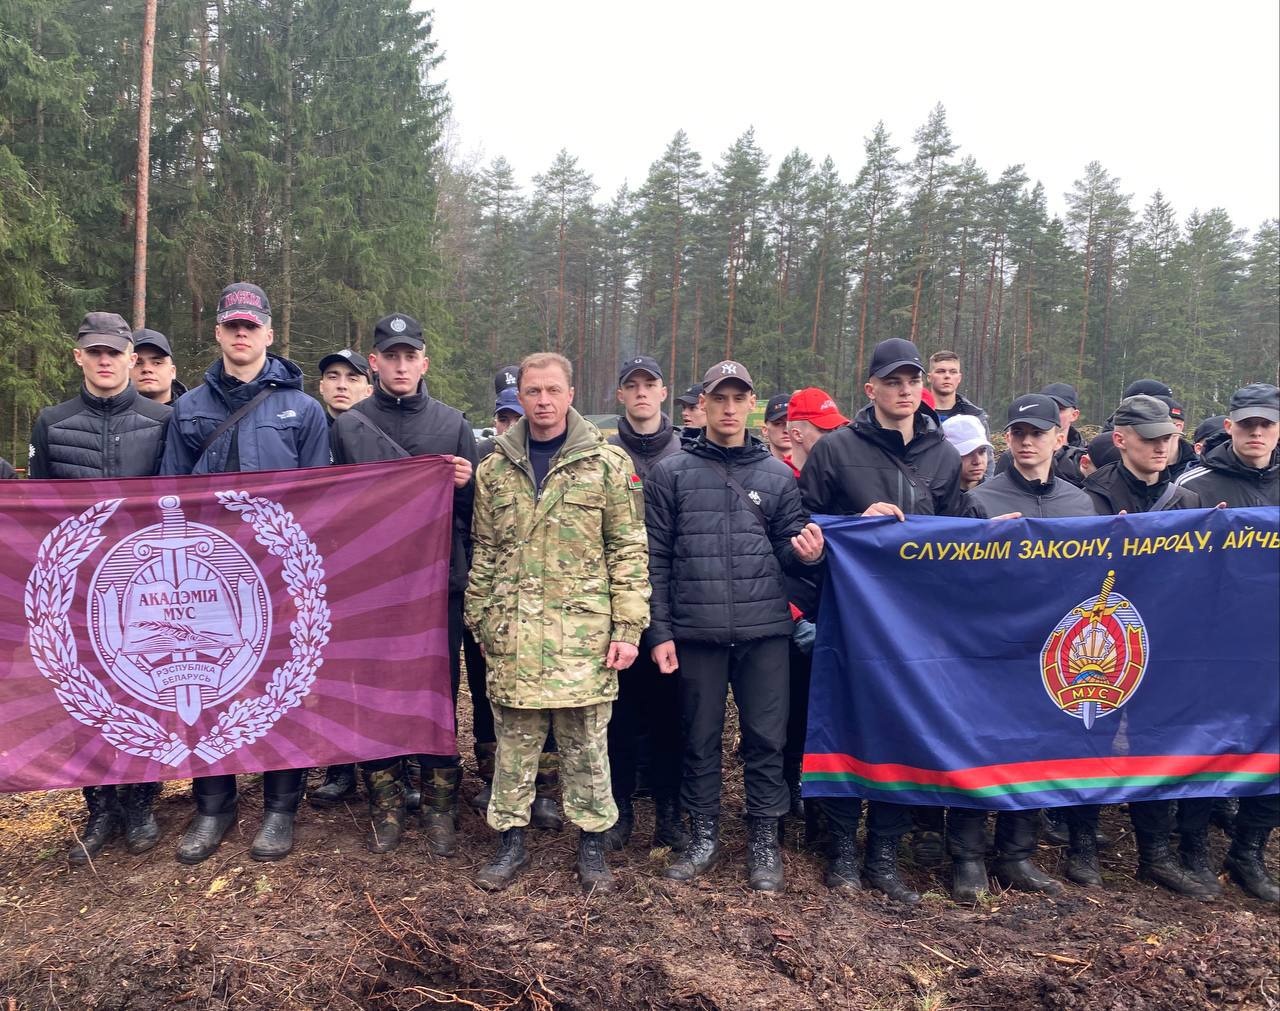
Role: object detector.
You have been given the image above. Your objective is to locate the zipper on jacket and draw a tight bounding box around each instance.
[724,461,736,646]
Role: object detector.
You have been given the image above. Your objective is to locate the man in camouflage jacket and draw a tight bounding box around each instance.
[465,352,649,893]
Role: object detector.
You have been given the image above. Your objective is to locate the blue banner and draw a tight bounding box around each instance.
[802,507,1280,809]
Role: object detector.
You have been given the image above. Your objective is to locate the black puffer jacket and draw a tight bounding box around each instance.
[969,467,1096,518]
[1164,442,1279,509]
[645,433,817,646]
[608,413,682,482]
[332,379,478,594]
[1083,460,1196,514]
[799,403,972,517]
[28,385,170,479]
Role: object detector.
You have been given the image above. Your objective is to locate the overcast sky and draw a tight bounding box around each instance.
[427,1,1279,232]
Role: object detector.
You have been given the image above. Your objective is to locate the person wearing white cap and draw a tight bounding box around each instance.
[941,415,992,491]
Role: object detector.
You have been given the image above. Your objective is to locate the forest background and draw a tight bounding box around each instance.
[1,0,1277,469]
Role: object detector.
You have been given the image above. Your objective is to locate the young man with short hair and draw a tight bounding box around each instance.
[761,394,793,468]
[316,349,372,420]
[131,329,186,406]
[799,338,976,903]
[646,361,825,893]
[926,350,988,429]
[785,388,849,471]
[997,382,1088,485]
[30,311,172,865]
[605,355,687,850]
[162,282,330,864]
[676,383,706,443]
[329,314,477,856]
[941,415,992,491]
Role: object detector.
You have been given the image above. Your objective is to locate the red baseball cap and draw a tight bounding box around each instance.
[788,387,849,430]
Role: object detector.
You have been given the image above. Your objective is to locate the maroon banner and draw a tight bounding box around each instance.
[0,456,456,792]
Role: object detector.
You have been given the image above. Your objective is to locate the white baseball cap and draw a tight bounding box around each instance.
[942,415,992,456]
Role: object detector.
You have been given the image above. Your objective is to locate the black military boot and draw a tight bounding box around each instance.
[786,771,805,821]
[176,791,238,865]
[469,742,497,813]
[1135,829,1215,899]
[402,756,422,813]
[576,830,615,893]
[991,812,1062,896]
[653,796,690,851]
[605,797,634,851]
[363,764,407,854]
[422,766,461,857]
[824,822,862,893]
[475,828,531,891]
[309,764,358,807]
[1178,828,1223,897]
[664,812,721,881]
[1224,827,1280,903]
[252,772,303,862]
[1065,823,1103,887]
[1211,797,1239,836]
[910,830,946,868]
[746,816,784,892]
[952,858,988,902]
[1040,809,1069,846]
[863,833,920,904]
[531,753,563,831]
[122,782,161,855]
[69,787,123,865]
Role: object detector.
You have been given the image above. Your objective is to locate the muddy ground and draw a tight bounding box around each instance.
[2,697,1276,1011]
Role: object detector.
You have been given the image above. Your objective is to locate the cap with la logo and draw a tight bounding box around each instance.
[494,364,520,395]
[703,360,754,394]
[373,313,424,351]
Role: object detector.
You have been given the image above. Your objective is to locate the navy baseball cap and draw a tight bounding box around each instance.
[869,338,924,379]
[372,313,424,351]
[495,387,524,417]
[216,282,271,325]
[1005,393,1061,431]
[132,328,172,358]
[1193,414,1227,444]
[618,355,663,385]
[765,394,790,424]
[1040,382,1080,410]
[318,349,371,379]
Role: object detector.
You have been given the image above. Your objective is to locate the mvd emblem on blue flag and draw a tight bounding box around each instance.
[802,507,1280,810]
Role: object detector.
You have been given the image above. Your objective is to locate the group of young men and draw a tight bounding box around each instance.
[7,284,1278,907]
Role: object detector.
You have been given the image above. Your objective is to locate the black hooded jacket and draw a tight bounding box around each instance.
[29,384,170,479]
[799,403,973,518]
[1164,441,1279,510]
[608,413,682,482]
[331,378,478,593]
[1084,460,1195,515]
[645,433,817,646]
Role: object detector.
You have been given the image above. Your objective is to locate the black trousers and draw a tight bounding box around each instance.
[677,637,790,819]
[1238,794,1280,832]
[463,625,495,744]
[782,639,812,784]
[948,808,1038,861]
[194,769,304,815]
[607,649,683,805]
[821,797,913,837]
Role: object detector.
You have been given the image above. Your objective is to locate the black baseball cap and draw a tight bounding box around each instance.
[1112,395,1179,438]
[868,338,924,379]
[372,313,424,351]
[703,360,754,394]
[1123,378,1173,399]
[765,394,790,424]
[1087,432,1120,470]
[618,355,663,385]
[132,328,172,358]
[1040,382,1080,410]
[676,383,704,406]
[1193,414,1227,445]
[76,312,133,352]
[1228,383,1280,423]
[1155,395,1184,423]
[494,365,519,394]
[1004,393,1061,431]
[216,282,271,325]
[318,349,371,379]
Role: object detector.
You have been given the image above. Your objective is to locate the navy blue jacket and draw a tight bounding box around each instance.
[161,354,329,475]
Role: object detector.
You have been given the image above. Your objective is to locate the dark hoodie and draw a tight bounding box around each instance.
[608,413,682,482]
[160,353,329,475]
[1084,460,1196,515]
[799,402,973,518]
[164,377,190,407]
[1164,441,1279,510]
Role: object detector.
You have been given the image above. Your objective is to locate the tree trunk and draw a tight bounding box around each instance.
[1077,203,1096,383]
[1100,236,1116,415]
[278,1,294,356]
[725,227,739,356]
[670,214,681,411]
[556,209,566,352]
[811,240,827,354]
[856,211,877,382]
[952,224,969,342]
[991,237,1006,406]
[977,243,998,401]
[692,284,702,380]
[131,0,158,328]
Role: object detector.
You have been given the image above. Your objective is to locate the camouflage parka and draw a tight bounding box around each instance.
[464,408,650,708]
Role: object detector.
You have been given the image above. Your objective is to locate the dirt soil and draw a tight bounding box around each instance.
[2,697,1276,1011]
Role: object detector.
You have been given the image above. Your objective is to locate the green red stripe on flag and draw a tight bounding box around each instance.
[802,752,1280,799]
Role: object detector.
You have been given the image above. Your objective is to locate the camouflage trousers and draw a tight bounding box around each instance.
[488,702,617,833]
